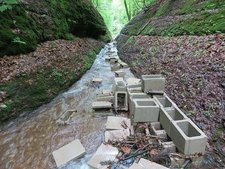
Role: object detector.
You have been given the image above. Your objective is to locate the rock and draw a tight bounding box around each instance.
[0,103,7,109]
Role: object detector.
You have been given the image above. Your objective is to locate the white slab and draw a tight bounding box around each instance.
[52,139,86,167]
[105,128,130,142]
[92,78,103,83]
[88,144,118,169]
[92,101,112,109]
[105,116,131,130]
[138,158,169,169]
[129,163,144,169]
[126,78,141,86]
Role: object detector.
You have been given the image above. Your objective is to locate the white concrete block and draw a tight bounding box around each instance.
[105,116,131,130]
[153,93,176,109]
[92,78,102,83]
[114,91,128,111]
[159,106,188,136]
[170,119,207,155]
[52,139,86,167]
[138,158,169,169]
[141,74,165,93]
[133,99,160,122]
[105,128,130,142]
[88,144,118,169]
[115,70,126,78]
[92,101,112,109]
[126,78,141,86]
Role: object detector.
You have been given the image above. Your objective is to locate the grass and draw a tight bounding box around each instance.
[155,0,172,17]
[0,48,100,122]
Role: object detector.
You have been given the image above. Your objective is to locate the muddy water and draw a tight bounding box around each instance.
[0,43,127,169]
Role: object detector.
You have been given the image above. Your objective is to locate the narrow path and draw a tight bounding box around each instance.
[0,43,134,169]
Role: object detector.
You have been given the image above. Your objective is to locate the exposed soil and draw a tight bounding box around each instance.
[117,33,225,165]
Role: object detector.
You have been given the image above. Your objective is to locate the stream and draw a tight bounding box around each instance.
[0,43,134,169]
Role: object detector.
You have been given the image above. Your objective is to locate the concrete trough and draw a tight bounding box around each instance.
[153,93,176,109]
[133,99,160,122]
[141,74,165,93]
[127,86,143,98]
[170,119,207,155]
[159,106,188,136]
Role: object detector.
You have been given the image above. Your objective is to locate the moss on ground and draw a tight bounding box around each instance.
[0,47,101,122]
[155,0,172,17]
[160,10,225,36]
[0,0,111,56]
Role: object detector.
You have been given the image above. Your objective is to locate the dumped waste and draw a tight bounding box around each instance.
[51,42,208,168]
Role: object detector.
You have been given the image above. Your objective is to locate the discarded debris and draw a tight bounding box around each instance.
[92,78,103,84]
[92,101,112,110]
[52,139,86,167]
[88,144,119,168]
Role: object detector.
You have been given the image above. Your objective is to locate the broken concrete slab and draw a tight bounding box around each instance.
[52,139,86,168]
[114,91,128,111]
[126,77,141,86]
[115,70,126,78]
[161,141,176,153]
[141,74,165,93]
[111,63,121,72]
[159,107,188,136]
[105,116,131,130]
[56,109,77,125]
[170,119,207,155]
[133,99,160,122]
[105,128,130,142]
[102,89,112,96]
[138,158,169,169]
[88,144,118,169]
[129,163,144,169]
[150,122,167,139]
[92,101,112,109]
[92,78,103,84]
[96,95,114,102]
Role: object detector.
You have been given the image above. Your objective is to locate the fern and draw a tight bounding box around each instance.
[0,0,18,12]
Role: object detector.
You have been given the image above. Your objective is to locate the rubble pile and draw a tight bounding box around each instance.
[52,42,208,168]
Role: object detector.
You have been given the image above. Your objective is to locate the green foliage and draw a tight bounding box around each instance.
[160,10,225,36]
[155,0,172,17]
[0,0,18,12]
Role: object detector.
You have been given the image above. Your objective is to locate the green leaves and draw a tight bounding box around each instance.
[0,0,18,12]
[12,37,26,45]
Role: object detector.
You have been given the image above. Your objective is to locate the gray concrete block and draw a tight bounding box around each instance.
[141,74,165,93]
[153,93,176,109]
[96,95,114,102]
[128,93,150,118]
[113,77,127,93]
[115,70,125,78]
[159,107,188,136]
[127,86,143,98]
[111,63,121,71]
[114,91,128,111]
[150,122,167,139]
[133,99,160,122]
[138,158,169,169]
[170,119,207,155]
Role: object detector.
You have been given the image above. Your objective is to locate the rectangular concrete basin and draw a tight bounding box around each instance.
[159,106,188,136]
[133,99,160,122]
[170,119,207,155]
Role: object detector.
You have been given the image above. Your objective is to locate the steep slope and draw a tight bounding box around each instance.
[0,0,111,56]
[117,0,225,167]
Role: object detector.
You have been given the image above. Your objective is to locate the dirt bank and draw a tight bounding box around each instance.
[0,38,104,122]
